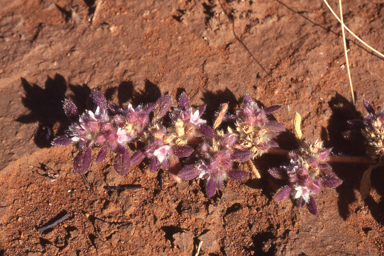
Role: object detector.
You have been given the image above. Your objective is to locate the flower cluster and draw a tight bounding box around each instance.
[269,140,342,215]
[53,90,174,175]
[178,95,285,197]
[226,95,285,158]
[53,91,285,198]
[178,130,253,197]
[346,99,384,160]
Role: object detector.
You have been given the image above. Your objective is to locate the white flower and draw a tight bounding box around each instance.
[190,110,206,126]
[154,145,171,163]
[196,161,208,179]
[294,185,310,203]
[126,103,135,112]
[117,128,130,144]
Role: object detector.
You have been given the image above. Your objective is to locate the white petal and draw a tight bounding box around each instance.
[190,110,206,125]
[117,128,130,144]
[95,106,101,116]
[87,110,96,120]
[294,188,302,199]
[154,145,171,163]
[302,193,310,203]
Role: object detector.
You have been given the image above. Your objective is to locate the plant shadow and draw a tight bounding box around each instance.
[364,165,384,226]
[323,93,367,219]
[16,74,70,148]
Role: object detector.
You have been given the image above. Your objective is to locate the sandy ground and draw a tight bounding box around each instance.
[1,0,384,255]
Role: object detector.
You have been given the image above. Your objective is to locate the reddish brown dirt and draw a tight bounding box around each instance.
[1,0,384,255]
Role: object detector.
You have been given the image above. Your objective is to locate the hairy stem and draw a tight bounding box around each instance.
[266,148,372,164]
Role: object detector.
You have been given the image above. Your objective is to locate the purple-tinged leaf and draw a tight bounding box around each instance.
[231,149,253,162]
[363,99,375,114]
[113,115,125,127]
[318,163,334,176]
[265,121,285,132]
[199,124,214,139]
[168,154,182,177]
[150,157,160,173]
[307,156,318,167]
[96,146,108,163]
[268,167,288,179]
[322,176,343,188]
[154,95,172,121]
[74,147,92,175]
[297,197,305,209]
[221,133,237,147]
[300,176,313,188]
[114,150,131,176]
[243,95,252,105]
[265,132,281,140]
[52,135,72,146]
[116,144,128,155]
[178,165,199,180]
[173,146,194,158]
[318,147,332,161]
[108,101,120,114]
[264,105,282,114]
[257,142,269,151]
[227,170,249,180]
[198,105,207,116]
[297,167,309,176]
[88,90,107,113]
[307,195,318,215]
[206,178,217,198]
[310,180,322,194]
[275,186,292,201]
[130,151,145,167]
[178,92,190,110]
[268,141,279,148]
[143,102,156,114]
[63,99,78,121]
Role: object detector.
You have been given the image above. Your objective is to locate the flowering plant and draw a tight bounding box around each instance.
[53,91,286,197]
[269,113,342,215]
[52,90,346,215]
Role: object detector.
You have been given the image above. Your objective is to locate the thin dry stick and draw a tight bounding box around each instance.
[339,0,355,105]
[266,148,373,164]
[246,159,261,179]
[323,0,384,59]
[195,241,203,256]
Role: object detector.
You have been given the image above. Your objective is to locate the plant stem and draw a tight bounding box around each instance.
[266,148,373,164]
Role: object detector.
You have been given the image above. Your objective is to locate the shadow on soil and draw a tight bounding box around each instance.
[17,74,69,148]
[244,230,276,256]
[323,93,368,219]
[364,165,384,226]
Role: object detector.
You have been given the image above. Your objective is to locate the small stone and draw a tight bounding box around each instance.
[173,231,194,253]
[199,231,220,252]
